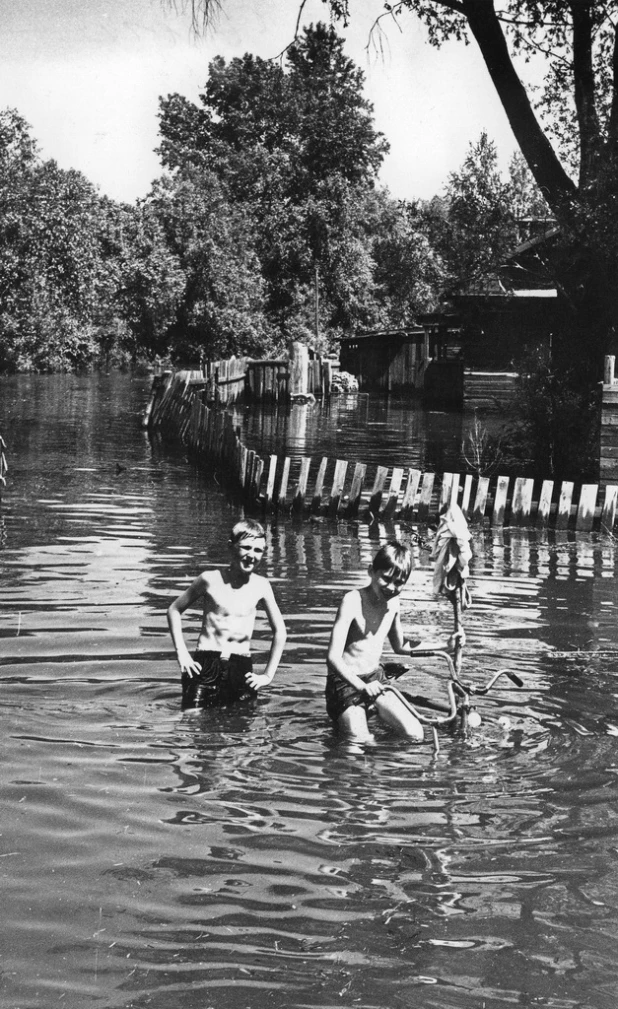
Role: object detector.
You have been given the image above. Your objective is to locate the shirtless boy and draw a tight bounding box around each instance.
[326,540,463,741]
[168,519,286,710]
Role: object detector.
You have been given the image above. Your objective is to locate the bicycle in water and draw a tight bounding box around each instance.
[381,649,523,753]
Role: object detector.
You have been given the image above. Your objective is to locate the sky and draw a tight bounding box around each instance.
[0,0,521,206]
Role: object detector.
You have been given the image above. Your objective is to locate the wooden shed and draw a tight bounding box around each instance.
[339,326,464,407]
[425,229,565,411]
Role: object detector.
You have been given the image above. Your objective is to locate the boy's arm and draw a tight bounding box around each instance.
[167,575,207,677]
[388,610,465,655]
[387,606,408,653]
[245,580,287,690]
[327,592,383,699]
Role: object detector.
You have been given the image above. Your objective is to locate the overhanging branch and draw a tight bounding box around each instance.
[463,0,578,219]
[570,0,601,188]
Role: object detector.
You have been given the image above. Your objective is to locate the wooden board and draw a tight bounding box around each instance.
[556,481,574,530]
[576,484,598,531]
[491,476,510,526]
[417,472,436,522]
[312,457,329,513]
[600,484,618,531]
[383,467,404,519]
[400,468,422,520]
[472,476,490,522]
[345,462,367,517]
[367,466,388,517]
[328,460,348,516]
[292,457,311,513]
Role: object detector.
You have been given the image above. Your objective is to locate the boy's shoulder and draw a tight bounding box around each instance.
[194,567,224,589]
[197,566,222,580]
[249,571,273,595]
[342,586,364,608]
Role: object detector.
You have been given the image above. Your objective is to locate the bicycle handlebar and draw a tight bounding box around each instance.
[386,652,523,728]
[401,650,523,693]
[382,682,460,726]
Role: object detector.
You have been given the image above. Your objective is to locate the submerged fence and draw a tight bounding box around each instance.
[0,433,6,499]
[146,370,618,532]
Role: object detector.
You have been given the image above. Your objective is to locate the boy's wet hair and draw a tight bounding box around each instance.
[229,519,266,544]
[371,540,413,582]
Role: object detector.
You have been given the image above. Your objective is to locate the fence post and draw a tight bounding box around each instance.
[345,462,367,518]
[292,457,311,513]
[289,342,309,397]
[605,355,615,385]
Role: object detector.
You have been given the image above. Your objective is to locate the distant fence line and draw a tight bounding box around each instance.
[146,370,618,532]
[156,347,336,409]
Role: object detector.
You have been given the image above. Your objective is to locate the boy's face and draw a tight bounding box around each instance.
[369,565,408,601]
[229,534,265,577]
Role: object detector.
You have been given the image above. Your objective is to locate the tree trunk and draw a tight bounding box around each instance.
[463,1,578,223]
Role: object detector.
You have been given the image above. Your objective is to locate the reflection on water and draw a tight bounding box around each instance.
[1,375,618,1009]
[234,395,471,472]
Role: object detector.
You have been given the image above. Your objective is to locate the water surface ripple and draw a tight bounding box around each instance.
[1,375,618,1009]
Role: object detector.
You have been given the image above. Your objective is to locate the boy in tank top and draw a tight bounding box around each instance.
[168,519,286,710]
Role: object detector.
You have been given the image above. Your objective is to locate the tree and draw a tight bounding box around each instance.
[183,2,618,374]
[157,23,390,347]
[285,22,389,191]
[158,24,388,195]
[392,136,550,311]
[505,150,553,244]
[0,108,177,372]
[0,109,38,369]
[113,199,186,361]
[148,169,274,362]
[438,131,515,290]
[371,195,446,325]
[0,111,108,370]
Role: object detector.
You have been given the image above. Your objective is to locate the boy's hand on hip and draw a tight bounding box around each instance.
[245,671,272,691]
[177,650,201,677]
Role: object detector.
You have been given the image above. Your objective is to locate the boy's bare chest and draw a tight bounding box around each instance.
[208,579,259,617]
[352,597,392,638]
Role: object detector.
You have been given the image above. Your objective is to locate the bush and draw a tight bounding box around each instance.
[332,369,358,393]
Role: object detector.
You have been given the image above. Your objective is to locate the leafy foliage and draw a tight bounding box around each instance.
[504,348,600,480]
[156,23,399,348]
[0,109,179,372]
[437,132,516,291]
[148,170,273,363]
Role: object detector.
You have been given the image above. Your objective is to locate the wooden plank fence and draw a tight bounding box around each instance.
[0,432,7,499]
[247,360,289,402]
[203,357,248,405]
[147,372,618,532]
[144,349,337,416]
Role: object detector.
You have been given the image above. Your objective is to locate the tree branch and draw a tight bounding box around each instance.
[606,18,618,152]
[462,0,578,220]
[569,0,601,189]
[171,0,221,34]
[270,0,311,61]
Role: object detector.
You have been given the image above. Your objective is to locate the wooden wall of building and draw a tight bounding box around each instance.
[601,356,618,482]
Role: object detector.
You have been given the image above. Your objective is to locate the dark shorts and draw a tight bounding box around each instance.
[181,651,256,710]
[325,665,389,723]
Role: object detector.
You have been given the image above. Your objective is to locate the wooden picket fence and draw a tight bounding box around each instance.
[146,372,618,531]
[246,357,334,401]
[144,350,337,416]
[203,357,248,405]
[246,360,288,401]
[0,432,6,498]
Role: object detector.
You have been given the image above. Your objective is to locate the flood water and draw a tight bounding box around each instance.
[233,395,471,472]
[1,373,618,1009]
